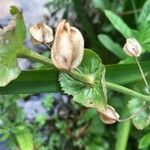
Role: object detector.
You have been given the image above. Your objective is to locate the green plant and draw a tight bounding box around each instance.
[0,1,150,150]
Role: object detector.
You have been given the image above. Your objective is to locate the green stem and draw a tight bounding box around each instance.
[68,71,150,101]
[115,108,131,150]
[69,70,94,86]
[106,82,150,102]
[135,57,149,91]
[18,47,54,68]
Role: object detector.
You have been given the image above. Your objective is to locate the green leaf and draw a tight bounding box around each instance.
[14,126,33,150]
[92,0,109,10]
[138,0,150,24]
[0,29,21,87]
[138,23,150,52]
[106,61,150,84]
[59,49,107,111]
[104,10,134,38]
[139,132,150,149]
[0,60,150,94]
[0,7,26,87]
[98,34,127,59]
[13,7,26,42]
[128,98,150,129]
[0,55,150,94]
[0,69,60,94]
[10,6,20,15]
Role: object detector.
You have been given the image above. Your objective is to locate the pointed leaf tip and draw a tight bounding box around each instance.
[10,6,20,15]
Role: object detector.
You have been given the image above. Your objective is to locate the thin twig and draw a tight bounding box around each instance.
[118,104,150,122]
[119,8,141,16]
[135,57,149,93]
[42,42,51,50]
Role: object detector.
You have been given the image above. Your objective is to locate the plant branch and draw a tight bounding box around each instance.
[119,8,141,16]
[68,70,150,102]
[18,47,54,68]
[17,47,150,102]
[106,82,150,102]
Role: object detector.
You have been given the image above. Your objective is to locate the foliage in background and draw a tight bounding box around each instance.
[0,0,150,150]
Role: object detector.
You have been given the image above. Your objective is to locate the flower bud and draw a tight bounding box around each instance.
[51,19,84,70]
[29,23,53,45]
[98,105,119,124]
[123,38,142,57]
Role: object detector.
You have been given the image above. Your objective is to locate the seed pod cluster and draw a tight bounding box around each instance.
[30,20,84,70]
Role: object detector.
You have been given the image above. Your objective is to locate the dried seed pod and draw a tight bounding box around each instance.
[98,105,119,124]
[123,38,142,57]
[29,23,53,45]
[51,19,84,70]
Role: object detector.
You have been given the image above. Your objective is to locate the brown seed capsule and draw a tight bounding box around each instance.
[29,23,53,45]
[98,105,119,124]
[123,38,142,57]
[51,19,84,70]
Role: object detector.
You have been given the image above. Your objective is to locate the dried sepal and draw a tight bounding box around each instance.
[98,105,119,124]
[123,38,142,57]
[0,21,15,34]
[29,23,53,44]
[51,19,84,70]
[0,21,15,41]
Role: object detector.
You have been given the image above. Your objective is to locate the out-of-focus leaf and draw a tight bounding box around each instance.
[0,7,26,87]
[139,132,150,149]
[59,49,107,111]
[98,34,127,59]
[128,98,150,129]
[122,0,146,27]
[104,10,135,38]
[106,61,150,84]
[0,69,60,94]
[138,23,150,52]
[14,126,33,150]
[119,57,135,64]
[138,0,150,24]
[92,0,109,10]
[0,27,21,87]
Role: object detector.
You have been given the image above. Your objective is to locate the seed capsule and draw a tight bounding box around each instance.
[98,105,119,124]
[51,19,84,70]
[29,23,53,45]
[123,38,142,57]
